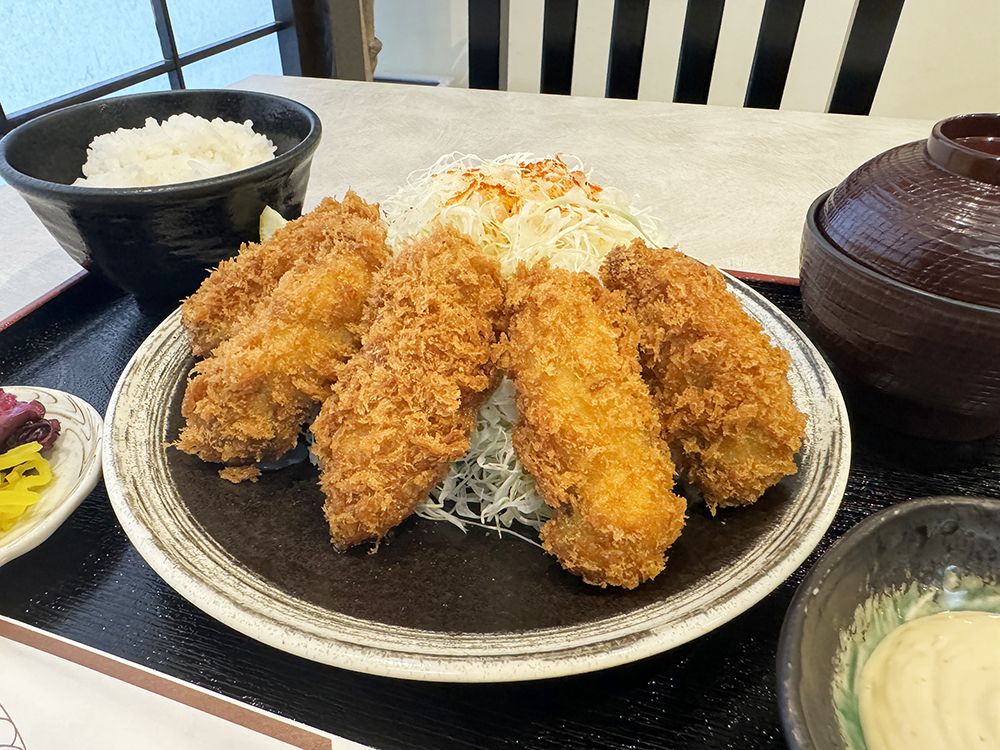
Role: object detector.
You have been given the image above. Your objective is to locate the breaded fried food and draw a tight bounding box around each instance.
[180,191,383,357]
[175,198,391,482]
[600,239,807,512]
[502,260,686,589]
[311,226,506,551]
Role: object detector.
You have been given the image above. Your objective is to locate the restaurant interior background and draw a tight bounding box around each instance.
[370,0,998,120]
[1,0,997,141]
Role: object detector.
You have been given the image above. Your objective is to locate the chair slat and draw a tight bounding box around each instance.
[744,0,806,109]
[636,0,688,103]
[607,0,651,99]
[674,0,726,104]
[507,0,545,93]
[780,0,857,113]
[569,0,614,98]
[469,0,504,89]
[828,0,904,115]
[707,0,767,107]
[541,0,579,95]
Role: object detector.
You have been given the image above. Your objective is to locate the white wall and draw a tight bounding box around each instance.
[869,0,999,120]
[373,0,469,86]
[372,0,1000,119]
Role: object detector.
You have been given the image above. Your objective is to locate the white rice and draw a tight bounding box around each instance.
[74,113,276,188]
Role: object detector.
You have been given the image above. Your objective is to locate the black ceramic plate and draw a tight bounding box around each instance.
[103,277,850,682]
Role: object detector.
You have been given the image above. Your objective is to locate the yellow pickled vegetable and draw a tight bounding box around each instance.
[0,441,52,531]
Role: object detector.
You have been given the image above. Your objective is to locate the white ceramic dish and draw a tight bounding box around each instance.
[103,277,851,682]
[0,386,103,566]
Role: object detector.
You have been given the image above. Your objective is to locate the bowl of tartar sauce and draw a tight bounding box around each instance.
[777,495,1000,750]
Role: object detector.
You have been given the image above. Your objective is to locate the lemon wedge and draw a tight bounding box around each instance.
[259,205,289,242]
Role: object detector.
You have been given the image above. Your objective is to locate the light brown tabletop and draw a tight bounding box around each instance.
[1,74,937,322]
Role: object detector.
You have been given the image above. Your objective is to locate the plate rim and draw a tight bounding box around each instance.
[103,277,850,682]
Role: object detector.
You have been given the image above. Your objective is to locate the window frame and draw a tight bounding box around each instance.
[0,0,298,136]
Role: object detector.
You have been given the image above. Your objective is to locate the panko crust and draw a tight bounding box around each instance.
[175,194,391,477]
[502,260,686,589]
[600,239,807,511]
[310,225,506,550]
[180,190,383,357]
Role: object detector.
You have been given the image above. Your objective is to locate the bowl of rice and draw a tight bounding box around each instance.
[0,88,321,308]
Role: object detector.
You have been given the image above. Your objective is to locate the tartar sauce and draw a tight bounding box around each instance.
[858,610,1000,750]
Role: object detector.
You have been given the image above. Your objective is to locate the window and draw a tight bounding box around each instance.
[0,0,296,136]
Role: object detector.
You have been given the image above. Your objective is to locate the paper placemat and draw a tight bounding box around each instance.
[0,615,369,749]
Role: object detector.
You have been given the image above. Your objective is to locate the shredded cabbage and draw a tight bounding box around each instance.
[382,152,666,276]
[0,441,53,532]
[386,153,667,538]
[419,376,548,546]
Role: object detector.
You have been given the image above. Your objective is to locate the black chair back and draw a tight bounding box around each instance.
[468,0,906,115]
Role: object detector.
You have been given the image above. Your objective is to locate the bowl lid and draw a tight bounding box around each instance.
[928,112,1000,185]
[818,113,1000,309]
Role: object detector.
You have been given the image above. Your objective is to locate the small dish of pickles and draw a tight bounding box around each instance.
[0,386,103,567]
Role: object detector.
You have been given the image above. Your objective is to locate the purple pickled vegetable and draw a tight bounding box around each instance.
[0,390,16,413]
[0,388,61,452]
[5,419,61,452]
[0,398,45,446]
